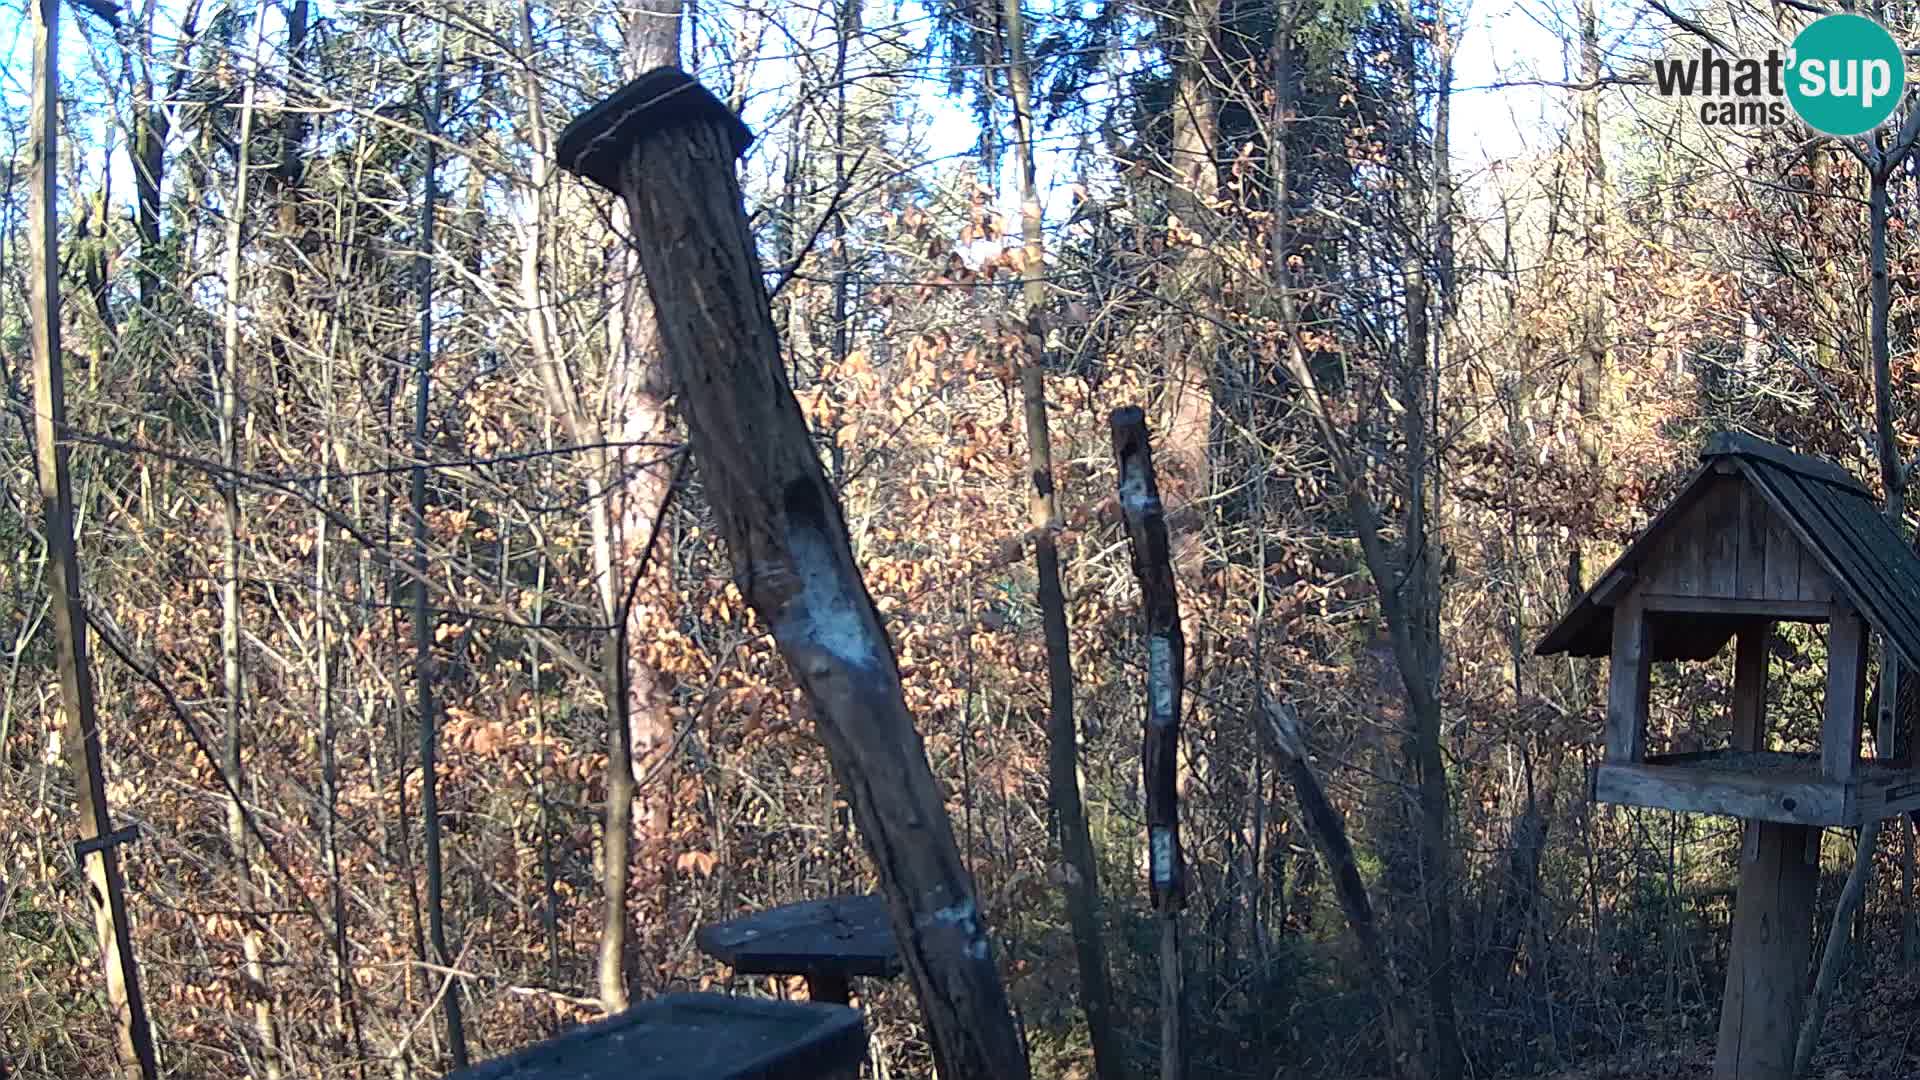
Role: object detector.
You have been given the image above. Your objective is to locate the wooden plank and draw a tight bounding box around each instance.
[1797,545,1836,603]
[1762,492,1803,602]
[1606,594,1652,763]
[1714,821,1822,1080]
[1854,773,1920,822]
[695,895,902,981]
[1738,483,1769,600]
[1591,568,1636,606]
[1636,595,1828,619]
[1878,642,1898,761]
[1703,479,1740,597]
[1594,762,1850,826]
[447,993,869,1080]
[1824,599,1867,783]
[1701,430,1873,496]
[1732,623,1770,752]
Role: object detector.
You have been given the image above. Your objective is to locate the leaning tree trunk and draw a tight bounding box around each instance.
[556,69,1029,1079]
[1256,697,1423,1078]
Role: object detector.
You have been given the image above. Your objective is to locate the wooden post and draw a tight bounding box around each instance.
[1111,406,1186,1080]
[27,0,159,1073]
[1606,592,1651,763]
[1731,621,1769,752]
[1824,600,1867,783]
[555,68,1028,1079]
[1715,822,1820,1080]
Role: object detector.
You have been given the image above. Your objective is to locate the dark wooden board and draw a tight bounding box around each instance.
[697,894,903,980]
[445,993,866,1080]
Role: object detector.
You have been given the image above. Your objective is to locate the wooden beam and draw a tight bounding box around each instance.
[1825,600,1868,783]
[1714,822,1821,1080]
[1732,623,1770,752]
[1636,594,1829,619]
[1594,762,1850,827]
[1607,593,1652,763]
[1592,568,1636,606]
[1853,774,1920,823]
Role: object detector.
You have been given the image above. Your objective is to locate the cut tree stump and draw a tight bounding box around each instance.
[445,993,866,1080]
[697,894,903,1005]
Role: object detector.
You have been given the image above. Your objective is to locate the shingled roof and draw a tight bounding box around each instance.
[1535,432,1920,667]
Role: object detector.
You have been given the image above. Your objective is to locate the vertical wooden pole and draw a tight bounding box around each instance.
[1110,407,1186,1080]
[1715,822,1820,1080]
[27,0,159,1074]
[1731,622,1770,752]
[1606,593,1650,763]
[1824,601,1867,783]
[556,69,1028,1080]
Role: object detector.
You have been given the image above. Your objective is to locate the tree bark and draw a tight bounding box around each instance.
[28,0,158,1071]
[1110,407,1187,1080]
[1002,1,1125,1073]
[560,71,1029,1078]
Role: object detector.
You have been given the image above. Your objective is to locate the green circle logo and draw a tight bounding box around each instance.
[1787,14,1906,136]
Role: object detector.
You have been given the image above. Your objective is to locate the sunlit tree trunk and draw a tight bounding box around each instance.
[29,0,158,1070]
[217,10,281,1071]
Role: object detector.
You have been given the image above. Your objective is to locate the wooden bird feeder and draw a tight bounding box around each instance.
[696,894,903,1005]
[1537,430,1920,1080]
[444,993,867,1080]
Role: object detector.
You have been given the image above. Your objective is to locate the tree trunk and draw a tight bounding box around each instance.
[558,70,1029,1078]
[217,12,280,1070]
[29,0,158,1071]
[412,48,469,1070]
[596,0,684,1008]
[1003,1,1125,1073]
[1162,0,1220,563]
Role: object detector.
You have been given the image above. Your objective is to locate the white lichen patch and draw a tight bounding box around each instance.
[1117,461,1161,519]
[1150,826,1175,887]
[778,520,879,672]
[1148,635,1176,725]
[917,897,989,960]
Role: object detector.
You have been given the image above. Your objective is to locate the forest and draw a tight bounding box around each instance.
[6,0,1920,1074]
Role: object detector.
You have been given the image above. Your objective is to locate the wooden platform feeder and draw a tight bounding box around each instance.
[1537,431,1920,1080]
[444,992,866,1079]
[696,894,903,1005]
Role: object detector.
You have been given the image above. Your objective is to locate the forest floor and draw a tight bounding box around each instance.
[1548,965,1920,1080]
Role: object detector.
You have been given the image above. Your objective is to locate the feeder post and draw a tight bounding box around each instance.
[1714,822,1820,1080]
[554,68,1028,1079]
[1824,599,1868,783]
[1605,592,1650,763]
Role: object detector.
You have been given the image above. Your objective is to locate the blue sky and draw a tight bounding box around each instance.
[3,0,1580,245]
